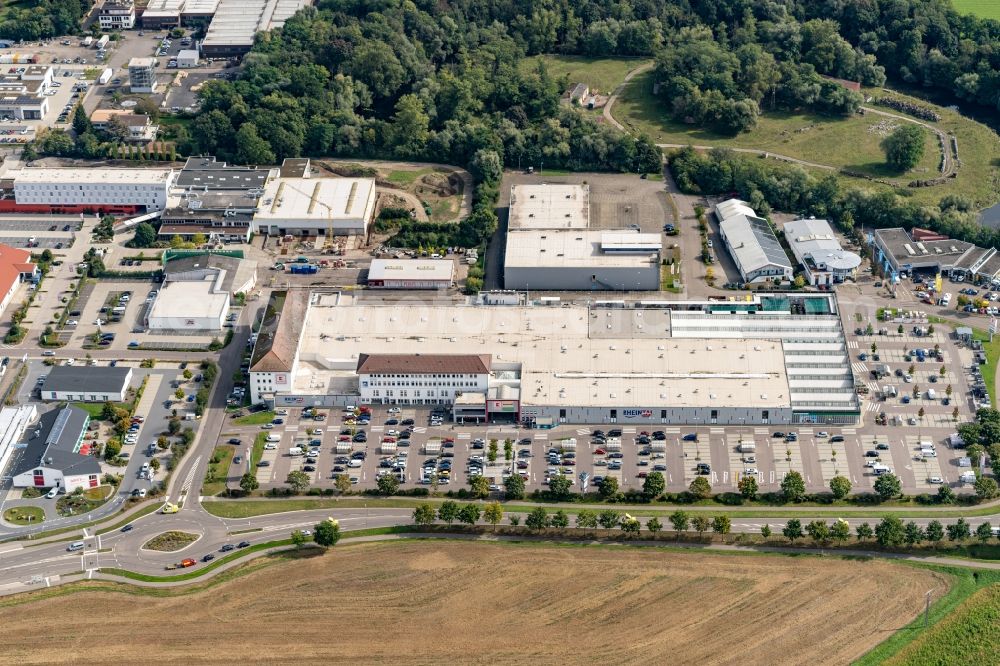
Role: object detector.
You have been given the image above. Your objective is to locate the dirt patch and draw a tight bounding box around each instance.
[0,541,947,664]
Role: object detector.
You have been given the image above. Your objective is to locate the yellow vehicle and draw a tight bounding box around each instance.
[161,502,180,514]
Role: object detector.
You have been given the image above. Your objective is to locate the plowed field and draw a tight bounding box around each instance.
[0,541,948,665]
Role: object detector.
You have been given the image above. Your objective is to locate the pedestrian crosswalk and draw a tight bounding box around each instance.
[710,427,725,434]
[534,432,548,440]
[576,428,590,436]
[622,427,637,434]
[866,401,882,413]
[411,426,427,433]
[456,432,471,440]
[851,362,868,375]
[370,425,384,432]
[846,340,859,349]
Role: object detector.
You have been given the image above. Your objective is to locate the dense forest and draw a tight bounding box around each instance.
[0,0,86,42]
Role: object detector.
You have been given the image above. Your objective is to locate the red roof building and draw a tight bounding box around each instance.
[0,243,36,318]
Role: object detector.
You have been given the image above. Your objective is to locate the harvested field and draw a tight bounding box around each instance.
[0,541,948,665]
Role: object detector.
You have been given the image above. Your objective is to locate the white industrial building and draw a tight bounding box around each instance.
[98,0,136,30]
[176,49,200,68]
[716,199,793,283]
[504,184,660,291]
[163,253,257,295]
[249,290,859,425]
[11,167,175,210]
[201,0,312,57]
[253,176,376,236]
[147,279,230,331]
[505,229,660,291]
[0,405,38,484]
[783,218,862,286]
[40,366,133,403]
[367,259,454,289]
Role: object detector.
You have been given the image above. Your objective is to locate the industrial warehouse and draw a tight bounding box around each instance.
[250,290,859,426]
[503,184,662,291]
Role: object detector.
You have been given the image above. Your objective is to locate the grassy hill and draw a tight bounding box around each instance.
[520,54,651,95]
[953,0,1000,20]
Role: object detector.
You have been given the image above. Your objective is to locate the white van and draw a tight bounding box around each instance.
[926,389,936,400]
[265,433,280,443]
[872,464,892,476]
[288,446,304,456]
[67,541,84,552]
[920,448,938,458]
[940,292,952,306]
[884,385,897,398]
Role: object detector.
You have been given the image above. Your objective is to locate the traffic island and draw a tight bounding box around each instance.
[142,530,201,552]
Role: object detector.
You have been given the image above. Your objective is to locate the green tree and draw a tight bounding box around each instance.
[873,473,902,501]
[598,475,620,500]
[313,519,340,547]
[72,103,91,135]
[925,520,945,544]
[234,122,275,165]
[412,503,436,526]
[712,515,731,537]
[525,506,549,530]
[760,524,772,539]
[285,470,310,493]
[103,439,122,460]
[974,476,999,500]
[783,519,803,542]
[805,520,830,543]
[174,388,184,401]
[829,475,852,499]
[576,509,598,529]
[692,515,711,537]
[458,503,481,526]
[875,516,905,547]
[937,484,956,504]
[239,472,258,494]
[688,476,712,499]
[646,516,662,535]
[132,222,157,248]
[830,519,851,543]
[376,473,399,496]
[855,522,874,542]
[390,94,430,158]
[621,514,641,536]
[334,474,352,494]
[149,458,161,472]
[670,510,690,535]
[483,502,504,530]
[468,474,490,499]
[504,472,525,499]
[975,521,993,544]
[550,509,569,528]
[947,518,971,542]
[904,521,925,546]
[548,474,572,500]
[642,471,665,499]
[598,509,621,529]
[781,471,807,502]
[881,124,926,171]
[738,474,758,500]
[437,500,459,525]
[291,529,307,548]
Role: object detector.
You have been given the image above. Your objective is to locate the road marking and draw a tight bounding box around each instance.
[180,455,201,494]
[456,433,471,439]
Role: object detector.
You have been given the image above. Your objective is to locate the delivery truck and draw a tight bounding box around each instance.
[738,442,756,453]
[82,36,93,47]
[95,35,109,50]
[98,68,112,85]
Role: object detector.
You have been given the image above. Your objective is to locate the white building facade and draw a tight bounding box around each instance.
[12,168,175,210]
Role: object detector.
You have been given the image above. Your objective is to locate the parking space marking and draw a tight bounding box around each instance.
[772,438,803,483]
[816,437,849,486]
[456,432,471,439]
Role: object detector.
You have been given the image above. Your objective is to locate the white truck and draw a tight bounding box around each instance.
[738,442,756,453]
[82,36,93,47]
[423,439,442,454]
[926,388,936,400]
[95,35,109,50]
[288,446,304,456]
[960,471,976,484]
[98,68,112,85]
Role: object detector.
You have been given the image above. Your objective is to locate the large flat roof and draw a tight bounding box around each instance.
[149,279,229,320]
[291,296,791,409]
[12,167,172,185]
[202,0,311,48]
[509,184,589,230]
[720,214,793,274]
[505,230,659,268]
[256,177,375,221]
[783,218,861,271]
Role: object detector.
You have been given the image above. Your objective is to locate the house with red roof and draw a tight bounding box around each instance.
[0,243,37,318]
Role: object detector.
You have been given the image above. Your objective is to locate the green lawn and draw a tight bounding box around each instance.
[250,432,267,469]
[233,411,274,426]
[520,55,652,94]
[2,506,44,525]
[72,401,129,420]
[202,445,235,497]
[386,168,433,186]
[614,71,938,181]
[858,568,1000,665]
[953,0,1000,20]
[614,70,1000,206]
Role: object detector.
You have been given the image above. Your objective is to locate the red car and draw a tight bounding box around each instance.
[636,471,648,478]
[443,438,454,444]
[594,448,606,455]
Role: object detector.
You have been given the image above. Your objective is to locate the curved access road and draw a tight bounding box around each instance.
[602,61,654,132]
